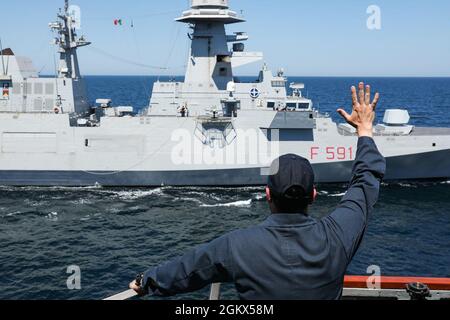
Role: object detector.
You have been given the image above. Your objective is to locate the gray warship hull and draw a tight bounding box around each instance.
[1,148,450,187]
[1,0,450,187]
[0,113,449,187]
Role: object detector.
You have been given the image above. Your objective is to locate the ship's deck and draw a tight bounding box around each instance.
[338,125,450,137]
[410,127,450,136]
[105,276,450,300]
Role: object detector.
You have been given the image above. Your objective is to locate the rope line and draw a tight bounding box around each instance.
[87,46,185,70]
[82,10,181,22]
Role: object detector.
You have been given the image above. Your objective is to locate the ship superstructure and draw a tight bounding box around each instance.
[0,0,449,186]
[149,0,294,115]
[0,0,90,118]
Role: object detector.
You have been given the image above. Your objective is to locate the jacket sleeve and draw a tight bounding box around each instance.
[141,234,234,297]
[323,137,386,261]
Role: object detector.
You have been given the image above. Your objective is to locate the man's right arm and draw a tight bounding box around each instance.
[324,82,386,260]
[323,136,386,260]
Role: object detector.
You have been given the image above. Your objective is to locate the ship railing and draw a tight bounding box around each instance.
[104,276,450,301]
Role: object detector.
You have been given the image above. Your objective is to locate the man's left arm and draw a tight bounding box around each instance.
[132,234,234,297]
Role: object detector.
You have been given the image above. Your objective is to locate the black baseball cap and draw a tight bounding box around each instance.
[268,154,315,201]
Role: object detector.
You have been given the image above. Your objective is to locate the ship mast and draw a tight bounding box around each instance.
[0,38,5,76]
[176,0,245,90]
[49,0,91,79]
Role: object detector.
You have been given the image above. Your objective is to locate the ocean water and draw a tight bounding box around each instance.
[0,76,449,300]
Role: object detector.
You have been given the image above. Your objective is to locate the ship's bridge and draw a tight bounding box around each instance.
[282,83,313,111]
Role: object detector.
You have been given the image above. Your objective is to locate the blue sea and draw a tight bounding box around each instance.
[0,76,449,300]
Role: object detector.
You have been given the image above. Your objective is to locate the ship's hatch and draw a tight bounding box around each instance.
[195,116,236,148]
[261,111,316,142]
[1,132,57,153]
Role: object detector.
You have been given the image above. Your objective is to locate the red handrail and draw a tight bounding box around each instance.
[344,276,450,291]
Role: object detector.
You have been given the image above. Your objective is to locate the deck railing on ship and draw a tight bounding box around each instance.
[104,277,450,301]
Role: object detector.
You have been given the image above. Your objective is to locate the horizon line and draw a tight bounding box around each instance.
[40,74,450,79]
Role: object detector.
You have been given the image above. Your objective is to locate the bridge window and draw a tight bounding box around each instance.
[271,81,285,87]
[286,103,296,110]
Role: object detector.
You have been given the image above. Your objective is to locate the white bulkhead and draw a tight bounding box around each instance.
[0,0,450,186]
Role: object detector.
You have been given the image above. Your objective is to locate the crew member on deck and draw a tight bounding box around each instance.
[131,82,386,300]
[2,83,9,99]
[179,104,188,118]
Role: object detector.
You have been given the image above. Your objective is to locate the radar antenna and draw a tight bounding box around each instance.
[49,0,91,78]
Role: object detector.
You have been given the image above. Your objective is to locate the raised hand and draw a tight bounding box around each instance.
[337,82,379,138]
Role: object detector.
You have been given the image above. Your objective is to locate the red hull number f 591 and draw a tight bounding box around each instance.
[310,147,354,161]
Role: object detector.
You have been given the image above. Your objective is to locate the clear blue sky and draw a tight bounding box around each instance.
[2,0,450,76]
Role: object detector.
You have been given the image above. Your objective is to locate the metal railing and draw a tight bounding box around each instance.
[104,277,450,301]
[104,283,222,301]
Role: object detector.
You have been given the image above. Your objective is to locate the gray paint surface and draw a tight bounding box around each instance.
[0,0,450,187]
[1,149,449,187]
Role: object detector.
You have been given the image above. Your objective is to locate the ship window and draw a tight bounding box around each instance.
[272,81,285,87]
[297,103,310,109]
[286,103,297,110]
[265,129,314,142]
[267,102,275,109]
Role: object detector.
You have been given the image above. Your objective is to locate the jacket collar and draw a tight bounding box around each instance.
[261,213,316,227]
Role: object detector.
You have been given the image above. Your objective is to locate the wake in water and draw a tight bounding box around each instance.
[200,199,253,208]
[109,188,164,200]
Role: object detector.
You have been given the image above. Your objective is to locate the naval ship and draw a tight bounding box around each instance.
[0,0,450,187]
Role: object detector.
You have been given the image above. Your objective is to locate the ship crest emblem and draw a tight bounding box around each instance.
[250,88,260,99]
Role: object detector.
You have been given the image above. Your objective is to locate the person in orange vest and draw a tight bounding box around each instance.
[2,83,9,98]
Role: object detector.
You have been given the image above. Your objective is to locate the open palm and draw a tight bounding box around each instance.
[337,82,380,138]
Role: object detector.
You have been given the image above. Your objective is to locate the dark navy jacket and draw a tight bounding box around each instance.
[142,137,386,300]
